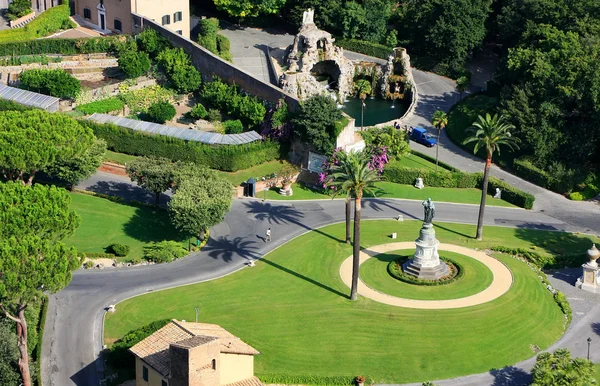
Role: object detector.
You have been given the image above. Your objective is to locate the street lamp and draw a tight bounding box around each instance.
[588,337,592,360]
[361,99,365,131]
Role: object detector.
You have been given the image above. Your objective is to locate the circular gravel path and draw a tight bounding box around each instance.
[340,242,513,309]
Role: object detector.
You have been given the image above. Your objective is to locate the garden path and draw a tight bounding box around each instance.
[339,242,512,309]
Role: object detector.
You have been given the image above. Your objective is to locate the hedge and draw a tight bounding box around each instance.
[76,97,124,115]
[0,36,125,56]
[383,164,535,209]
[335,38,392,60]
[409,150,458,172]
[82,120,281,172]
[490,246,583,269]
[0,4,72,43]
[513,158,552,189]
[257,374,374,386]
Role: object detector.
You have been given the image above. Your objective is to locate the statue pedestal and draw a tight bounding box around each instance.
[402,224,450,280]
[576,262,600,293]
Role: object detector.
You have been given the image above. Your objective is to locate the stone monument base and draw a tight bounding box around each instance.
[402,259,450,280]
[575,262,600,293]
[279,187,293,196]
[402,224,450,280]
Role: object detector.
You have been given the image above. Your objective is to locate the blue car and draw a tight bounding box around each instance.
[410,127,438,147]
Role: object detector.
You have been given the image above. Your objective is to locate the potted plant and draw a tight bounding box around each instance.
[279,163,300,195]
[355,375,366,386]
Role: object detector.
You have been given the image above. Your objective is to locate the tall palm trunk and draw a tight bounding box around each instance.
[435,128,441,171]
[350,196,362,301]
[476,155,492,240]
[345,196,351,244]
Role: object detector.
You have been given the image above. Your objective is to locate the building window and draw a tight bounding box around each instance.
[142,366,148,381]
[173,11,182,22]
[114,19,122,32]
[162,381,168,386]
[161,14,170,25]
[212,359,216,370]
[83,8,91,19]
[176,30,182,35]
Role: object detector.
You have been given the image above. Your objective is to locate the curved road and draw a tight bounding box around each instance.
[43,172,590,386]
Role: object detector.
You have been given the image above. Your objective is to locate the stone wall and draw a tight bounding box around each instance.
[134,14,300,111]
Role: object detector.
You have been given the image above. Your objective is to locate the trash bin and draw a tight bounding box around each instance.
[245,177,256,197]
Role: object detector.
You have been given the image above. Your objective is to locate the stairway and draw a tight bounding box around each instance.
[10,12,37,29]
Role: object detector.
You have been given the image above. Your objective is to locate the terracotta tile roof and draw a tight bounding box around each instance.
[224,376,264,386]
[129,319,260,376]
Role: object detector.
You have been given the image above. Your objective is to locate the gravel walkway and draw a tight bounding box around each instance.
[339,242,512,309]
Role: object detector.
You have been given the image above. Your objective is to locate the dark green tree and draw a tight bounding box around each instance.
[118,49,151,78]
[531,348,596,386]
[44,138,106,188]
[293,95,343,154]
[213,0,286,18]
[19,69,81,99]
[126,157,176,205]
[147,101,176,124]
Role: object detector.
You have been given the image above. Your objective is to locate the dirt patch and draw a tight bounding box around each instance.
[99,162,128,176]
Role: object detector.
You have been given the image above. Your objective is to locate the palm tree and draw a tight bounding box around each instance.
[456,76,469,100]
[328,150,379,300]
[354,79,372,131]
[431,110,448,171]
[463,113,519,240]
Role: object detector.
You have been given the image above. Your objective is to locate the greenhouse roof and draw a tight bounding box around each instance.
[0,84,59,111]
[88,113,262,145]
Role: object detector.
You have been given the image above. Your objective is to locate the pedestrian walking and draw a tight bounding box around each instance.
[265,228,272,242]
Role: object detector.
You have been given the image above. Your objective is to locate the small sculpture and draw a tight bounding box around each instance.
[415,177,424,189]
[302,8,314,25]
[423,198,435,224]
[493,188,502,199]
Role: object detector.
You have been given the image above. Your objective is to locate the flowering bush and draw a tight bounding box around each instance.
[318,146,389,190]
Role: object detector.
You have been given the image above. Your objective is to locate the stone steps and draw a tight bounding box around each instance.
[402,259,450,280]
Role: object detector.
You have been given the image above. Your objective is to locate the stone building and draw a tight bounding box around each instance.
[129,319,262,386]
[73,0,189,38]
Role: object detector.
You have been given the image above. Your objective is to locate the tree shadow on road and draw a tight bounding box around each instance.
[201,235,261,263]
[490,366,531,386]
[84,180,170,205]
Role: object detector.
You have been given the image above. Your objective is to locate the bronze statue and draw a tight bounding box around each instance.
[423,198,435,224]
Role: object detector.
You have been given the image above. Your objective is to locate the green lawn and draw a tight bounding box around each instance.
[104,220,593,383]
[359,249,494,300]
[66,193,187,260]
[595,363,600,382]
[265,181,517,207]
[103,150,139,165]
[391,153,438,171]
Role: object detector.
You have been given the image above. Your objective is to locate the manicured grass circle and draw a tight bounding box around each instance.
[360,249,493,300]
[389,255,460,285]
[105,221,567,384]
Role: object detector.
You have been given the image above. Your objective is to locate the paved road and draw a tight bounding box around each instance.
[42,172,583,386]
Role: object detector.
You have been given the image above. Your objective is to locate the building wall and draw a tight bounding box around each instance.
[134,14,300,111]
[219,353,254,385]
[170,339,220,386]
[135,357,167,386]
[74,0,132,33]
[132,0,189,39]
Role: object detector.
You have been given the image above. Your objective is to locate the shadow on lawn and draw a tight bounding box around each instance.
[513,227,594,267]
[122,207,187,244]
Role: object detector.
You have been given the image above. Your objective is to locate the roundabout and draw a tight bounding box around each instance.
[340,242,513,309]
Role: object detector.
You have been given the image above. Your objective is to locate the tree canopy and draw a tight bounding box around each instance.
[213,0,286,17]
[0,110,94,184]
[293,95,344,154]
[44,138,106,187]
[531,349,596,386]
[126,157,176,204]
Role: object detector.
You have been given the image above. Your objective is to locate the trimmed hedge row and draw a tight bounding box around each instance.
[491,246,583,269]
[383,164,535,209]
[409,150,459,172]
[257,374,374,386]
[513,158,552,189]
[0,36,125,56]
[388,256,463,286]
[82,120,280,172]
[335,38,393,60]
[0,4,72,43]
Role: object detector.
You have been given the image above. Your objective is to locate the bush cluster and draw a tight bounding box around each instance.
[383,164,535,209]
[19,68,81,99]
[76,97,124,115]
[146,101,176,124]
[335,38,393,60]
[156,48,201,94]
[257,374,371,386]
[361,126,410,159]
[78,252,117,259]
[490,246,582,269]
[82,120,281,172]
[201,78,266,127]
[0,54,62,66]
[388,256,462,286]
[118,48,151,78]
[554,291,572,323]
[198,18,219,54]
[0,36,126,56]
[0,5,72,43]
[216,34,232,62]
[6,0,31,21]
[189,103,207,120]
[143,241,187,263]
[223,119,243,134]
[108,243,130,257]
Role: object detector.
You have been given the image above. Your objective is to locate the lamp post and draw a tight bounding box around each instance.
[588,337,592,360]
[361,99,365,131]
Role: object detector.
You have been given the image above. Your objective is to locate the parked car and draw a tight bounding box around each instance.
[410,127,438,147]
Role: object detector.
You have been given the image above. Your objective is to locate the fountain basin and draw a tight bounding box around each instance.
[342,97,408,127]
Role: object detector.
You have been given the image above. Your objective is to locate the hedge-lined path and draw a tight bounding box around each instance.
[339,242,512,309]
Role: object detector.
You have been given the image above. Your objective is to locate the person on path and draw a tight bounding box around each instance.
[265,228,272,242]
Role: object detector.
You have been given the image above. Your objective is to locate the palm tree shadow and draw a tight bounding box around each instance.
[201,236,261,262]
[243,200,343,243]
[260,258,349,299]
[489,366,531,386]
[433,223,473,239]
[363,198,418,219]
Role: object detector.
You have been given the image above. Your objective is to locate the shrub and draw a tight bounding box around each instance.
[189,103,208,120]
[361,126,410,159]
[118,49,151,78]
[7,0,31,21]
[513,158,553,190]
[143,241,187,263]
[207,108,221,122]
[335,38,392,60]
[83,260,95,269]
[486,177,535,209]
[108,243,130,257]
[388,256,463,286]
[201,78,266,126]
[0,36,126,56]
[83,120,281,171]
[136,28,170,58]
[0,4,71,43]
[76,97,124,115]
[147,101,176,124]
[554,291,572,323]
[216,34,232,62]
[490,246,583,269]
[198,18,219,54]
[223,119,243,134]
[156,48,201,93]
[256,374,368,386]
[19,68,81,99]
[293,95,343,154]
[119,85,175,113]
